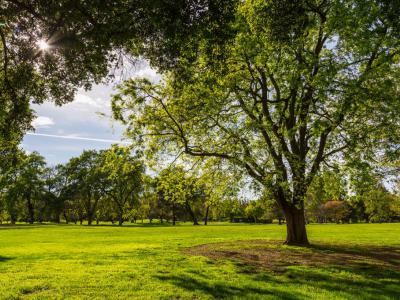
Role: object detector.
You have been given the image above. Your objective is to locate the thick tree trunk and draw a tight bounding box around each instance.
[283,206,309,245]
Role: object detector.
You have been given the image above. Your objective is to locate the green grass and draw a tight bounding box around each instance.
[0,223,399,299]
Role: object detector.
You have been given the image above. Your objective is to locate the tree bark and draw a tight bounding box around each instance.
[282,205,309,245]
[172,203,176,226]
[204,205,210,225]
[185,200,199,225]
[26,193,34,224]
[118,209,124,226]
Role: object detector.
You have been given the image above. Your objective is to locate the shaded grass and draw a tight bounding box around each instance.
[0,223,399,299]
[185,240,400,273]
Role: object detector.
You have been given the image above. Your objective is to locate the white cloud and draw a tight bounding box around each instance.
[133,66,160,82]
[74,93,106,109]
[32,116,55,128]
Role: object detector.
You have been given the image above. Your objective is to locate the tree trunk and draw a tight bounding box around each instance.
[118,209,124,226]
[172,203,176,226]
[283,206,309,245]
[185,200,199,225]
[26,193,34,224]
[204,205,210,225]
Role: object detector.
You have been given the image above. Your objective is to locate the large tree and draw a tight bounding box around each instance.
[113,0,400,244]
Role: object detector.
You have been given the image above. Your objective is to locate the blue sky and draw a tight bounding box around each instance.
[22,62,159,165]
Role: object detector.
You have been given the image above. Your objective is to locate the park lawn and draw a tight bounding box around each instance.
[0,223,399,300]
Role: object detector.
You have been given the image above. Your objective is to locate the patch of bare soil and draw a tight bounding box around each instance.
[184,240,400,273]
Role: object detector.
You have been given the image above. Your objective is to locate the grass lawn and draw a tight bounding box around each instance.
[0,223,399,299]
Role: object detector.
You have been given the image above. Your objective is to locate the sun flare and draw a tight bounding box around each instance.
[37,39,49,51]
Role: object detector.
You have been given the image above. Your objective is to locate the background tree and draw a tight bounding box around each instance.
[4,151,46,224]
[323,200,351,224]
[197,159,241,225]
[64,150,104,225]
[364,186,397,222]
[156,166,202,225]
[306,169,347,222]
[99,146,144,225]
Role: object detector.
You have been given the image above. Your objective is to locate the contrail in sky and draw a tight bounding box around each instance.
[26,133,130,145]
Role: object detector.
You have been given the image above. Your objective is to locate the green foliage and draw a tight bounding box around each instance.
[0,1,125,153]
[99,145,144,225]
[113,0,400,243]
[363,186,398,222]
[0,150,47,223]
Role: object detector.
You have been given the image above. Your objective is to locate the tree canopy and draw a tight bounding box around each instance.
[113,0,400,244]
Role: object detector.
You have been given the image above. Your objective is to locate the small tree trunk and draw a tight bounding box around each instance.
[172,203,176,226]
[118,209,124,226]
[63,211,68,224]
[26,194,34,224]
[204,205,210,225]
[185,200,199,225]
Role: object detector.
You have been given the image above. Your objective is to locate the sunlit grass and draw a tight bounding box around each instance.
[0,223,399,299]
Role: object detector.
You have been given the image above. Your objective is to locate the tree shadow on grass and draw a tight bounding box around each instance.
[91,222,178,228]
[183,240,400,299]
[0,256,13,262]
[0,223,59,230]
[154,272,299,299]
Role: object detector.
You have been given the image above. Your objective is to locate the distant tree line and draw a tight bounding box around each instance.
[1,146,399,226]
